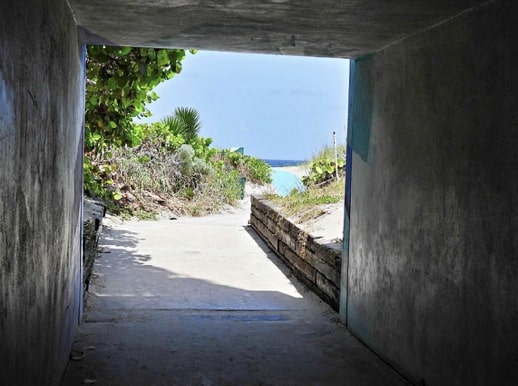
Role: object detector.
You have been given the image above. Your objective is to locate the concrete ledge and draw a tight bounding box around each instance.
[250,195,342,310]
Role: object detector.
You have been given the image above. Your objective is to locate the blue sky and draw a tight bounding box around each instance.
[139,51,349,161]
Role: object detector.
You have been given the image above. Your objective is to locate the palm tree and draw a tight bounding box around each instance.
[161,107,202,144]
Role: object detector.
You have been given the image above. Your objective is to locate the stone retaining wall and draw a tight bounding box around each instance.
[250,196,342,310]
[83,199,105,294]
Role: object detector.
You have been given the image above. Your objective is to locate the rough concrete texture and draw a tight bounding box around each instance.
[69,0,485,58]
[0,1,84,385]
[346,1,518,385]
[61,201,407,386]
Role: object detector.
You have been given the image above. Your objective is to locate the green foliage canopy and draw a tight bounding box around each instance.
[85,45,188,152]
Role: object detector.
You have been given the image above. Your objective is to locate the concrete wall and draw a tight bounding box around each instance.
[345,1,518,385]
[0,1,84,384]
[250,196,342,310]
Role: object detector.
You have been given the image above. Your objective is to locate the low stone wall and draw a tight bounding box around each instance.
[83,199,105,293]
[250,196,342,310]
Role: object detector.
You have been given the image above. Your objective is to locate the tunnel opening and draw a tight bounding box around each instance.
[65,47,377,385]
[81,46,350,304]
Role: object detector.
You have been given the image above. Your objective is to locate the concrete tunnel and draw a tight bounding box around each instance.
[0,0,517,385]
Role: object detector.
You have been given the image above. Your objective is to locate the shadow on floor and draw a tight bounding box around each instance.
[62,220,407,386]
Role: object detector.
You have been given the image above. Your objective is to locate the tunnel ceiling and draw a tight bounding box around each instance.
[69,0,485,58]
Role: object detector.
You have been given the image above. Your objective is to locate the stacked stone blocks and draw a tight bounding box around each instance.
[250,196,342,310]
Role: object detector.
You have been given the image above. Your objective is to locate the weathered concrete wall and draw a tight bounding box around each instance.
[250,196,342,310]
[0,1,84,385]
[345,1,518,385]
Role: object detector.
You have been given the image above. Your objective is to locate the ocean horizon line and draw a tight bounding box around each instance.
[261,159,307,168]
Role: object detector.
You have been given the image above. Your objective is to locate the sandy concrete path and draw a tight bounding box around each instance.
[61,199,407,386]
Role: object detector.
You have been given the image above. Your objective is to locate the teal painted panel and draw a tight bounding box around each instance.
[349,55,374,163]
[341,57,375,322]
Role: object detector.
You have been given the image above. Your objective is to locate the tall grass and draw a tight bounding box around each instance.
[310,142,346,163]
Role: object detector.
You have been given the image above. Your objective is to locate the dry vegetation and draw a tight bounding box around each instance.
[265,177,345,225]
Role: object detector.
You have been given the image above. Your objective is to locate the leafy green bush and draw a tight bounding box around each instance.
[84,155,123,202]
[132,122,186,151]
[300,143,346,187]
[84,46,191,202]
[85,46,188,152]
[302,157,345,187]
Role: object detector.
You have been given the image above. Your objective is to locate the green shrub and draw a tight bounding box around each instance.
[86,131,254,216]
[300,142,346,187]
[216,150,272,185]
[302,157,345,187]
[84,106,271,217]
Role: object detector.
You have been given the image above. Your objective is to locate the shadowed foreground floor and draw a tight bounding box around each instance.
[61,200,407,386]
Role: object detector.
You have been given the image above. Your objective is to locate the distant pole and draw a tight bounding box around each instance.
[333,131,338,179]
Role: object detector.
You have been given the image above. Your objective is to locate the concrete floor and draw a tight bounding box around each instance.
[61,200,408,386]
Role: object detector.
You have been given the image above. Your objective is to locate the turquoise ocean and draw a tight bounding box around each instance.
[262,159,306,196]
